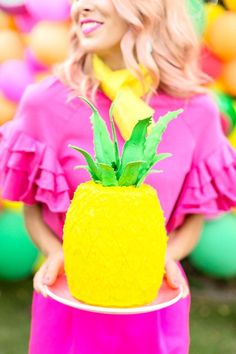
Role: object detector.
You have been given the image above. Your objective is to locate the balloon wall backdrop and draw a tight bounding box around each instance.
[0,0,70,124]
[0,0,236,280]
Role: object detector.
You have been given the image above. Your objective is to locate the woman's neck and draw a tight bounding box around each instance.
[96,46,126,70]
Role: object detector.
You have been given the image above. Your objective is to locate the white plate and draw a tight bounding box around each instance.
[45,274,183,315]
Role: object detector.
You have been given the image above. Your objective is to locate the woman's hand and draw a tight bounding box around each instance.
[164,256,189,298]
[33,249,64,297]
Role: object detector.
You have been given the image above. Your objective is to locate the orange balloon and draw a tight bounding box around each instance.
[0,12,16,30]
[0,94,17,124]
[221,60,236,96]
[224,0,236,12]
[29,21,70,66]
[207,13,236,61]
[0,30,24,63]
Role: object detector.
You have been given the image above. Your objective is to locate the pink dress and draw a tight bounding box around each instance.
[1,77,236,354]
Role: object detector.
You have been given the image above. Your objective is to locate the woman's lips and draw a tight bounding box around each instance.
[80,21,103,35]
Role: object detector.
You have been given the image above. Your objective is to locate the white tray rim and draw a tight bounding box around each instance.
[45,284,183,315]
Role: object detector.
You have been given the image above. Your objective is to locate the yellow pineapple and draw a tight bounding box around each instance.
[63,98,182,307]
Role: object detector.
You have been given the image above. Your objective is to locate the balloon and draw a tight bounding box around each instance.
[209,80,227,93]
[0,60,34,102]
[207,13,236,61]
[188,0,206,36]
[25,48,48,73]
[0,1,26,15]
[29,21,70,66]
[0,10,15,29]
[0,29,24,63]
[0,210,39,281]
[200,46,223,79]
[189,214,236,278]
[2,199,22,211]
[221,60,236,97]
[229,126,236,149]
[0,93,17,124]
[223,0,236,12]
[14,11,38,33]
[204,3,225,43]
[220,113,231,136]
[25,0,70,21]
[214,91,236,129]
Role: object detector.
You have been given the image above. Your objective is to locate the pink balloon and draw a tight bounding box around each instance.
[0,60,34,102]
[25,48,48,73]
[25,0,70,21]
[14,11,39,33]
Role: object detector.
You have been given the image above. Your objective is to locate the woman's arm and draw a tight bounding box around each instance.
[24,204,62,256]
[165,214,204,297]
[167,214,204,262]
[24,204,64,296]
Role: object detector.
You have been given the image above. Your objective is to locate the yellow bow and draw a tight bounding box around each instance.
[92,55,154,140]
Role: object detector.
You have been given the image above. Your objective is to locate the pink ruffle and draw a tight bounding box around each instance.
[0,127,70,213]
[170,141,236,230]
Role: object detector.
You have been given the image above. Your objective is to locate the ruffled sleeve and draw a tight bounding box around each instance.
[0,79,71,213]
[169,95,236,230]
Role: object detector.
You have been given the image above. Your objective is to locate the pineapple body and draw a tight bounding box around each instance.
[63,181,168,308]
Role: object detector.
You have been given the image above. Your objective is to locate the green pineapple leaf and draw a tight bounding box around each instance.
[138,152,172,180]
[109,98,121,170]
[117,117,152,178]
[118,161,146,186]
[71,97,182,188]
[97,163,118,186]
[136,153,172,186]
[69,145,101,181]
[144,109,183,166]
[79,96,116,166]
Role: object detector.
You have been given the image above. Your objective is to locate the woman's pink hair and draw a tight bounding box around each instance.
[57,0,208,100]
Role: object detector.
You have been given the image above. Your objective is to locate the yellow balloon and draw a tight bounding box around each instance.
[229,127,236,149]
[0,30,24,63]
[204,3,225,44]
[2,200,23,211]
[0,94,17,124]
[224,0,236,12]
[29,21,70,66]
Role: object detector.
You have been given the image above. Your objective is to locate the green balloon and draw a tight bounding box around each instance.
[0,210,39,281]
[188,0,206,36]
[214,91,236,129]
[189,213,236,278]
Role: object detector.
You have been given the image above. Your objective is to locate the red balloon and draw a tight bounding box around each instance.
[200,46,223,79]
[220,113,231,136]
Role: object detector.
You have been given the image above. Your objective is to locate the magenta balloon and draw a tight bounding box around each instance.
[25,49,48,73]
[0,60,34,102]
[14,12,39,33]
[25,0,70,21]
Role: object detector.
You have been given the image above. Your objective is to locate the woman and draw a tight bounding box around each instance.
[1,1,236,353]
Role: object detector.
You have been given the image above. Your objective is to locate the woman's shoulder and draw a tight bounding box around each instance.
[21,75,71,110]
[154,91,220,137]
